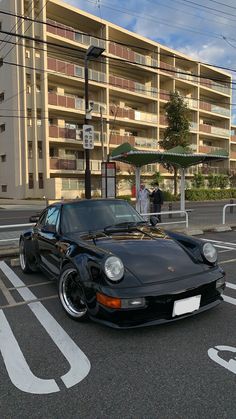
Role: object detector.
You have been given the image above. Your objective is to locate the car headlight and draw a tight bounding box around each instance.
[104,256,124,282]
[202,242,217,263]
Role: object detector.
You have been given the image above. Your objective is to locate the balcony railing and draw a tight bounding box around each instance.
[109,106,157,123]
[109,75,157,97]
[199,124,230,137]
[47,58,106,82]
[49,125,106,143]
[200,77,230,95]
[199,101,230,116]
[199,145,226,153]
[48,93,106,113]
[231,151,236,159]
[160,62,195,82]
[109,42,157,68]
[109,134,157,148]
[47,19,105,49]
[50,158,102,171]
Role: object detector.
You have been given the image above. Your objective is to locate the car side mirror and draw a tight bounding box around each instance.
[29,215,40,223]
[42,224,57,234]
[150,215,159,226]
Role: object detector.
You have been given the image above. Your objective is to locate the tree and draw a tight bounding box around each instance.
[159,91,191,195]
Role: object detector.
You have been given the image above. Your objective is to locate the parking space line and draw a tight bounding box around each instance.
[0,261,91,394]
[219,258,236,265]
[8,280,52,291]
[0,294,58,309]
[226,282,236,291]
[223,295,236,306]
[202,238,236,247]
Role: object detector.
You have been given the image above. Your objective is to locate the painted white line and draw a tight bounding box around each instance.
[202,238,236,247]
[214,245,235,250]
[226,282,236,291]
[208,345,236,374]
[220,258,236,265]
[0,238,18,242]
[223,295,236,306]
[0,261,91,394]
[0,310,59,394]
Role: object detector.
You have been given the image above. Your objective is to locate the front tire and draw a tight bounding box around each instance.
[58,264,88,321]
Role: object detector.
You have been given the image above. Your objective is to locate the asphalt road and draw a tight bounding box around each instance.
[1,230,236,418]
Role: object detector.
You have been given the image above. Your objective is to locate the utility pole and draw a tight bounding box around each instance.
[100,106,105,162]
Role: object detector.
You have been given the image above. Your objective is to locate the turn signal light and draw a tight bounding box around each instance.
[96,292,121,309]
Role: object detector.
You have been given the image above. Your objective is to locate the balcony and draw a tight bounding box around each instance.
[199,101,230,117]
[199,145,226,153]
[200,78,230,95]
[49,125,106,144]
[48,93,106,114]
[109,106,157,124]
[231,151,236,159]
[50,158,102,171]
[109,42,157,67]
[47,58,106,83]
[47,19,105,49]
[109,75,157,97]
[159,89,198,109]
[199,124,230,137]
[159,115,168,125]
[160,62,195,82]
[109,134,157,148]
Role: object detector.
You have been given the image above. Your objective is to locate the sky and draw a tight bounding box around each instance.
[63,0,236,121]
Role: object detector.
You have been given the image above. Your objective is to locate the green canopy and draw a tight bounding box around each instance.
[110,142,229,214]
[110,142,228,168]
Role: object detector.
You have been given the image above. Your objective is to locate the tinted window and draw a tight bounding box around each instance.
[61,200,143,233]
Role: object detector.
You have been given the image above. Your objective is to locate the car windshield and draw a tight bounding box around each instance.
[61,200,145,234]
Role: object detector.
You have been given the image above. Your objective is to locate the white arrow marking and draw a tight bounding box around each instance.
[208,345,236,374]
[0,261,91,394]
[0,310,59,394]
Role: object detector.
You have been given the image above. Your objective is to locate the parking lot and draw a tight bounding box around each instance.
[1,230,236,418]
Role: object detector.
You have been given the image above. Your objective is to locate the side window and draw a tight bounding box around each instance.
[45,207,60,228]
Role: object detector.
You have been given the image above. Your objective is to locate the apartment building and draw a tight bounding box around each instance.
[0,0,232,198]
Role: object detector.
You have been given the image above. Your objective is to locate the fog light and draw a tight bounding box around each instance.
[216,278,225,289]
[121,298,146,309]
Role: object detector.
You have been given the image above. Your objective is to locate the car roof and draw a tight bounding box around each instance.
[48,198,126,208]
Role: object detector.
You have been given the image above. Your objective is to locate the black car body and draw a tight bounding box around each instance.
[19,199,225,328]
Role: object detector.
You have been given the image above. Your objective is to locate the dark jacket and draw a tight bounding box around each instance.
[150,188,164,205]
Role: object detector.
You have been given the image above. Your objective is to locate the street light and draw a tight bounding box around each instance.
[84,45,105,199]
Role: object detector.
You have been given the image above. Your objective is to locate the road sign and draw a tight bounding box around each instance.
[83,125,94,149]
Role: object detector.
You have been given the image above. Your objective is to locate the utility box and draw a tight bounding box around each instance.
[101,162,116,198]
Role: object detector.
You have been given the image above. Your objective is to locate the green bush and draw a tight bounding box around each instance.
[162,190,178,201]
[117,195,132,202]
[192,173,205,188]
[185,188,236,201]
[207,174,229,189]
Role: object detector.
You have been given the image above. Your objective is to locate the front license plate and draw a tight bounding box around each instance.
[172,295,201,317]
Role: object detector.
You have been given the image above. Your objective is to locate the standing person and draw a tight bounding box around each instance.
[138,183,150,218]
[150,182,164,222]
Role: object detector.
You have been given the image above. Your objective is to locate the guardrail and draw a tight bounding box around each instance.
[222,204,236,224]
[141,210,189,228]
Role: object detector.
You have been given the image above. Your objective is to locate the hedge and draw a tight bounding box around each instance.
[185,188,236,201]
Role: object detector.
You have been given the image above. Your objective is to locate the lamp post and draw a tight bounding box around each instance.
[84,45,105,199]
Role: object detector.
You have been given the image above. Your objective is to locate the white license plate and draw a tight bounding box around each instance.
[172,295,201,317]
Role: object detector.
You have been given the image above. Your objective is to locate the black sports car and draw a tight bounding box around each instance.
[19,199,225,328]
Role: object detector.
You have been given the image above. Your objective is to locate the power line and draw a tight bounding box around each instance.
[1,7,236,75]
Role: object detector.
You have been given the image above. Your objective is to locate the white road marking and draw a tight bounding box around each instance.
[0,261,91,394]
[223,295,236,306]
[208,345,236,374]
[214,245,235,250]
[0,310,59,394]
[202,238,236,247]
[0,238,18,242]
[226,282,236,291]
[220,258,236,265]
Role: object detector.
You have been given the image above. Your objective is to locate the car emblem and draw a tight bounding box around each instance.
[168,266,175,272]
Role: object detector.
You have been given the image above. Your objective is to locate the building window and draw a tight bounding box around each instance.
[29,173,34,189]
[1,185,7,192]
[28,142,33,158]
[38,141,43,158]
[1,154,6,162]
[39,173,44,189]
[0,124,5,132]
[0,92,4,102]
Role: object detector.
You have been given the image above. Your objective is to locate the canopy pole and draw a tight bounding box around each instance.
[180,168,185,212]
[135,167,141,211]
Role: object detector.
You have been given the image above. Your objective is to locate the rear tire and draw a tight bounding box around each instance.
[58,263,88,321]
[19,238,38,273]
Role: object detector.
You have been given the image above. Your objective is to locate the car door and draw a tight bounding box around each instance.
[34,206,61,276]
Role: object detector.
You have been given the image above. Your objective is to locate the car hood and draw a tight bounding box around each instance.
[80,228,207,285]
